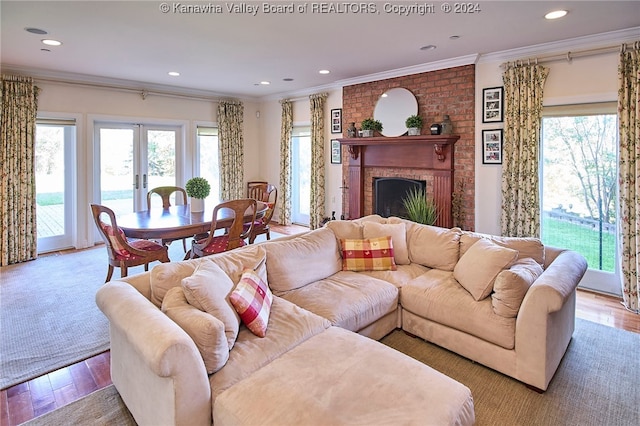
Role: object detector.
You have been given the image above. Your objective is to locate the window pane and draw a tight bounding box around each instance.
[197,127,220,202]
[541,114,617,272]
[35,125,66,238]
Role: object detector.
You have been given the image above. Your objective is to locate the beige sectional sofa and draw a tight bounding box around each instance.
[96,215,587,425]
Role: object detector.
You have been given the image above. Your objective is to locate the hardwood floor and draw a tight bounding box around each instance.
[1,223,638,425]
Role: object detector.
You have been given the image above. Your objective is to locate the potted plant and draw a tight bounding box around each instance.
[360,118,383,137]
[405,115,423,136]
[402,187,438,225]
[185,177,211,212]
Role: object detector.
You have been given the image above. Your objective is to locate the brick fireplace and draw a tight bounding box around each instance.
[341,65,475,231]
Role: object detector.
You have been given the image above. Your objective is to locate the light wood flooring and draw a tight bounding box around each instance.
[1,223,638,425]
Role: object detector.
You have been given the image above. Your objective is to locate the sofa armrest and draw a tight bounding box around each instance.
[96,280,211,426]
[514,249,587,390]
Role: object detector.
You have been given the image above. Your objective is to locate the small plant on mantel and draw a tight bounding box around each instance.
[402,187,439,225]
[360,118,383,137]
[405,115,423,136]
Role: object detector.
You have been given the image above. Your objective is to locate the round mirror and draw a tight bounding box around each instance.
[374,88,418,137]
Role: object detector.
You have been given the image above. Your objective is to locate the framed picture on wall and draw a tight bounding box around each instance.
[482,87,504,123]
[331,139,342,164]
[482,129,503,164]
[331,108,342,133]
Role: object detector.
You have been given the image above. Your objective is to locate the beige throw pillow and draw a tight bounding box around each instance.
[492,258,544,317]
[181,261,241,349]
[460,232,545,266]
[326,220,363,241]
[161,286,230,374]
[453,238,518,301]
[398,220,461,271]
[362,221,409,265]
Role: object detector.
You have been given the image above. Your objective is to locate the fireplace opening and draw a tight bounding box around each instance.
[374,177,426,218]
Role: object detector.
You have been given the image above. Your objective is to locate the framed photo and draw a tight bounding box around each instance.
[482,129,503,164]
[331,108,342,133]
[330,139,342,164]
[482,87,503,123]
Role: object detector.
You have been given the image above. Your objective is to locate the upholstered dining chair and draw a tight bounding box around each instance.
[90,203,170,282]
[189,198,257,259]
[147,186,188,251]
[245,181,278,244]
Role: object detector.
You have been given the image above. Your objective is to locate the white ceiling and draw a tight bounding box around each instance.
[2,1,640,99]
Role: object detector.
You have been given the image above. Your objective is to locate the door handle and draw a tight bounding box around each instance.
[135,174,139,190]
[143,174,147,189]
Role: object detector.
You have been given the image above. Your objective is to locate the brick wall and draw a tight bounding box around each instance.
[341,64,475,230]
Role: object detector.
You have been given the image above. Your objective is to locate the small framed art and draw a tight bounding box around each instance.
[331,108,342,133]
[331,139,342,164]
[482,87,503,123]
[482,129,503,164]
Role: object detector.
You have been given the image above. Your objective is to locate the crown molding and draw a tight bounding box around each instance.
[478,27,640,64]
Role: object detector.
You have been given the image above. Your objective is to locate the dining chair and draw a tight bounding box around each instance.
[91,203,170,282]
[147,186,188,251]
[189,198,257,259]
[245,182,278,243]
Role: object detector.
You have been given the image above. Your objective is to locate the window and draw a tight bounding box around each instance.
[541,102,619,294]
[291,126,311,225]
[196,126,220,202]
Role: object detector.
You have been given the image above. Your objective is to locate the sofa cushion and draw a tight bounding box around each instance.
[492,258,544,317]
[326,220,363,240]
[359,263,430,288]
[340,236,397,272]
[181,261,241,349]
[460,232,545,266]
[265,227,341,295]
[230,268,273,337]
[454,238,518,301]
[362,221,409,265]
[149,245,266,306]
[279,271,399,332]
[161,286,229,374]
[402,269,516,349]
[210,297,331,400]
[389,217,461,271]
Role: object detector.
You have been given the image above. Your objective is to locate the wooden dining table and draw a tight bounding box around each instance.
[117,201,268,241]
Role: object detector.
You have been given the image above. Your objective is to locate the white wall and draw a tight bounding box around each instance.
[474,52,619,235]
[36,81,260,248]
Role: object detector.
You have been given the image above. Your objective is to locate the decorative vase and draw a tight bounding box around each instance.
[361,129,374,138]
[441,115,453,135]
[190,197,205,213]
[347,122,357,138]
[408,127,420,136]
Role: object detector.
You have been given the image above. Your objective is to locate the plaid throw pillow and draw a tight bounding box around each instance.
[340,236,397,272]
[229,268,273,337]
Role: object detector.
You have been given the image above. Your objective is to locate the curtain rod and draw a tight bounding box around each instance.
[499,41,639,69]
[31,76,223,102]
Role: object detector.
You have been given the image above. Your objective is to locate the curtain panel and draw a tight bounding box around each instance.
[309,93,327,230]
[217,100,244,200]
[500,64,549,237]
[618,42,640,313]
[0,75,39,266]
[278,100,293,226]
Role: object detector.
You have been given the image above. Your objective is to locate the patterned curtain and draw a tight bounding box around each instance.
[0,75,39,266]
[500,64,549,237]
[618,41,640,313]
[278,100,293,225]
[309,93,327,230]
[217,100,244,200]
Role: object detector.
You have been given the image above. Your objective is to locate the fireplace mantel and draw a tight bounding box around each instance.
[338,135,459,227]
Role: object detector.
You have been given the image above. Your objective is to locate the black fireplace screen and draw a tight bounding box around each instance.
[374,178,426,218]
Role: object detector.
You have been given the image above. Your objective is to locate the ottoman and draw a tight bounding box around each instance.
[213,327,475,425]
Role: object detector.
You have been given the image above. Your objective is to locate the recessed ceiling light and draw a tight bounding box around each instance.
[319,70,330,75]
[41,39,62,46]
[283,78,294,82]
[25,27,48,35]
[545,10,567,19]
[260,81,271,85]
[449,35,460,40]
[41,48,51,52]
[420,45,437,51]
[168,71,180,76]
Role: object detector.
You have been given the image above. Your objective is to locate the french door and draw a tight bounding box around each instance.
[95,123,181,215]
[291,127,311,225]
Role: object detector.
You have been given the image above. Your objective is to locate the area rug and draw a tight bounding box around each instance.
[23,385,136,426]
[381,318,640,425]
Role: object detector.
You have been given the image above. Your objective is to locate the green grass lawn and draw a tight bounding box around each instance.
[37,190,132,206]
[542,216,615,272]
